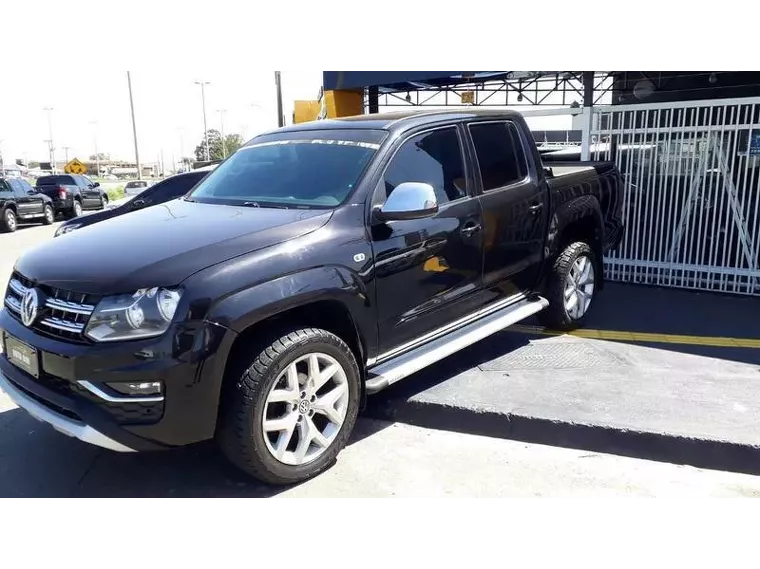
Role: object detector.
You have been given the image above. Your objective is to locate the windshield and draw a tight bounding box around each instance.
[187,136,381,208]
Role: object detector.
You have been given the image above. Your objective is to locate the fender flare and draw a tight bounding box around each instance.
[203,265,376,404]
[546,194,605,259]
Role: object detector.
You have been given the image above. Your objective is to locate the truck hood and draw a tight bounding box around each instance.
[15,199,332,294]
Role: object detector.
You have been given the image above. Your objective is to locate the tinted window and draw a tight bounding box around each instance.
[19,180,34,193]
[0,179,11,196]
[383,127,467,205]
[190,138,378,208]
[146,173,205,203]
[37,175,75,186]
[469,122,528,191]
[8,179,23,196]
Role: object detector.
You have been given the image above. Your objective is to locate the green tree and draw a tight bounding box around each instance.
[195,130,244,161]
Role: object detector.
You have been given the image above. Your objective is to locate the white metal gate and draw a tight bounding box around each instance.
[588,97,760,296]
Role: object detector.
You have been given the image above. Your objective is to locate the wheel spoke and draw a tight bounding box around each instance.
[564,284,575,299]
[307,354,320,386]
[314,383,348,425]
[579,257,592,283]
[263,411,298,434]
[267,363,300,403]
[313,362,339,391]
[294,419,315,462]
[272,419,298,460]
[565,291,578,312]
[307,418,330,448]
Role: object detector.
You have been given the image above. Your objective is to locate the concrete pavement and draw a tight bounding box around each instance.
[2,395,760,497]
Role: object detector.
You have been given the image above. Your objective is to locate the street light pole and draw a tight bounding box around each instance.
[43,107,55,171]
[62,146,70,163]
[127,71,141,179]
[217,109,227,158]
[274,72,285,127]
[89,120,100,176]
[195,81,211,161]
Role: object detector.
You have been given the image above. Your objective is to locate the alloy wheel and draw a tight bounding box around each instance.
[564,254,595,319]
[6,210,16,231]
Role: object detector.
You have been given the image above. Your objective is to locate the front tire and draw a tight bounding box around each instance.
[538,241,598,331]
[101,195,109,209]
[1,208,17,233]
[217,327,361,485]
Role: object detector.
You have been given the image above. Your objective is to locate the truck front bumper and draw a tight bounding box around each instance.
[0,308,234,452]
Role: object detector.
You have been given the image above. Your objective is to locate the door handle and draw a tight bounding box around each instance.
[461,223,482,237]
[528,202,543,214]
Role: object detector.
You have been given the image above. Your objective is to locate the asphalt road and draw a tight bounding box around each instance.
[2,217,760,497]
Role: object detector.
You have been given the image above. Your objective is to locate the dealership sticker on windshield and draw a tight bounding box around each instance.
[241,139,380,150]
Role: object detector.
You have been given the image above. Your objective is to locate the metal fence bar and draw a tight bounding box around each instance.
[733,104,753,294]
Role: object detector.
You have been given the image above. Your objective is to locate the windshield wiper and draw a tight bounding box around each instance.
[241,201,290,209]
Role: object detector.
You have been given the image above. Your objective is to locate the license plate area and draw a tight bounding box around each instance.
[3,333,40,378]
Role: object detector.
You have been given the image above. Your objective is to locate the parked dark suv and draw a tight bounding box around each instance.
[0,111,623,485]
[0,177,55,232]
[54,168,214,237]
[35,174,108,218]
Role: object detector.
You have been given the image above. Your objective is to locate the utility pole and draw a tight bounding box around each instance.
[272,63,285,127]
[217,109,227,158]
[195,80,211,161]
[89,120,100,176]
[127,71,141,179]
[43,107,55,172]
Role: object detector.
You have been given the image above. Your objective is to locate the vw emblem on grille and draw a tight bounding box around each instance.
[21,288,40,327]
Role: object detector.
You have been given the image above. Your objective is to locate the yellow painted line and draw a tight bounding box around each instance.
[509,324,760,349]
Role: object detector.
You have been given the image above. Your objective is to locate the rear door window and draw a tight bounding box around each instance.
[9,179,26,197]
[469,122,529,191]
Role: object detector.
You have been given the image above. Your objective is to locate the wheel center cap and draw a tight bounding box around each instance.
[298,400,311,414]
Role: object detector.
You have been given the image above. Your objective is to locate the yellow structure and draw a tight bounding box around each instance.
[293,101,321,124]
[322,89,363,118]
[292,89,365,124]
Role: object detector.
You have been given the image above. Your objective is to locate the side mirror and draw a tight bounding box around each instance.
[93,182,100,187]
[376,182,438,222]
[27,190,37,195]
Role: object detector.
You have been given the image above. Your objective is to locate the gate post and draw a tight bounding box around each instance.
[581,71,595,161]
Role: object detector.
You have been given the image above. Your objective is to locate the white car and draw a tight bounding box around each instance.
[124,180,151,196]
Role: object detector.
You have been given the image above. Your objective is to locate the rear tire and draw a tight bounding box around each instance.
[538,241,598,331]
[1,208,17,233]
[42,205,54,225]
[217,327,361,485]
[69,200,83,219]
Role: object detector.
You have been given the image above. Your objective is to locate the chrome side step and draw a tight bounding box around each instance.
[365,296,549,394]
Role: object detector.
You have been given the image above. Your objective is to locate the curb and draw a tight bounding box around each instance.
[363,398,760,477]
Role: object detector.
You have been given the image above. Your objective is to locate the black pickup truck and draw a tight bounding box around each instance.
[0,177,55,232]
[35,174,108,218]
[0,110,623,484]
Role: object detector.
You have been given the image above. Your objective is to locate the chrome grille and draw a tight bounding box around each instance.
[4,272,100,343]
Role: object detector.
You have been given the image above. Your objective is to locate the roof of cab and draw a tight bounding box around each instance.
[264,109,525,136]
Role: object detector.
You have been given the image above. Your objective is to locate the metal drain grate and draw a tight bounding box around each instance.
[478,340,626,371]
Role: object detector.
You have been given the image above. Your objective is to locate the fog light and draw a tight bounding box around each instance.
[107,381,163,396]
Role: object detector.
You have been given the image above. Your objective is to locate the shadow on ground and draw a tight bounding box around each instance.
[0,408,390,497]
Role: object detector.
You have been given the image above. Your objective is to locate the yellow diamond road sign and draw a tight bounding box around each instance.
[64,158,87,175]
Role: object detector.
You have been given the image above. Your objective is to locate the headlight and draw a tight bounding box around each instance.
[54,223,81,237]
[85,287,183,342]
